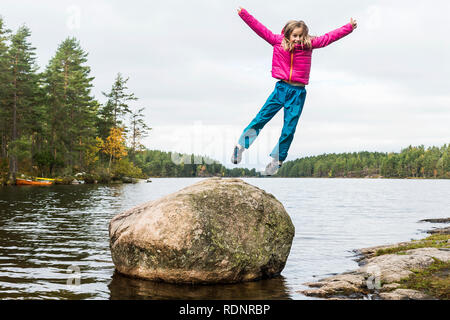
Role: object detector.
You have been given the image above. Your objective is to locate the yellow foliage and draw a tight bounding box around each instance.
[84,137,104,170]
[102,127,127,162]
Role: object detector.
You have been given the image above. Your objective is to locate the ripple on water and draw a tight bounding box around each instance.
[0,178,449,299]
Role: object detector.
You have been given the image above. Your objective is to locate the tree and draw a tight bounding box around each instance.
[83,136,103,173]
[7,25,39,179]
[129,107,151,162]
[0,17,11,160]
[42,37,98,172]
[113,158,142,179]
[99,73,137,138]
[102,127,127,171]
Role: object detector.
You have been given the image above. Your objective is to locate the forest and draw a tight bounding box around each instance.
[277,144,450,178]
[0,18,448,184]
[0,18,142,183]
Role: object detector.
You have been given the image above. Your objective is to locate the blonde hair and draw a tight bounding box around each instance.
[281,20,313,51]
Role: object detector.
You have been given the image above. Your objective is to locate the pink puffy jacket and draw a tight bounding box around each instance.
[238,8,354,85]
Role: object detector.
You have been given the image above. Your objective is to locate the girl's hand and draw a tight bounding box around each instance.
[350,17,357,30]
[237,6,243,14]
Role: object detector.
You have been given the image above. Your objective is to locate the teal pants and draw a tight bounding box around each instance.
[238,81,307,162]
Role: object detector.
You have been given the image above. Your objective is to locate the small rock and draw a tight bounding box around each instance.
[299,272,367,298]
[380,283,401,292]
[379,289,435,300]
[356,241,414,260]
[427,227,450,235]
[359,247,450,283]
[419,218,450,223]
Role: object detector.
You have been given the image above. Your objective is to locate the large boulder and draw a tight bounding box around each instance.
[109,177,295,284]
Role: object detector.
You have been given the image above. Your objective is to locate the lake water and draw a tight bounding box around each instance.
[0,178,449,300]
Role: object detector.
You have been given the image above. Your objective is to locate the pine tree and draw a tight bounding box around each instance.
[7,25,39,179]
[129,107,151,162]
[99,73,137,138]
[42,37,98,173]
[0,17,11,160]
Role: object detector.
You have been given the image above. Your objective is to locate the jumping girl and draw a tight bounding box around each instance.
[231,7,357,175]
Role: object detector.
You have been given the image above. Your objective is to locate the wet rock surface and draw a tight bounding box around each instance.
[421,217,450,235]
[427,227,450,235]
[109,177,295,284]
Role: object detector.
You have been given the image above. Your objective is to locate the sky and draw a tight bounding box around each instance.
[1,0,449,170]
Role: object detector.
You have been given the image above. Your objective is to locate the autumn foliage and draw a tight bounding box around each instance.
[102,127,127,170]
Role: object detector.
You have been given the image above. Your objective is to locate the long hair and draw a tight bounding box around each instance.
[281,20,313,52]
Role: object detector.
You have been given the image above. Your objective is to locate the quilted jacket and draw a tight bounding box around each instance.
[238,8,354,85]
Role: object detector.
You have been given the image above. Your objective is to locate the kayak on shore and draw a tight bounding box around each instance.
[16,178,53,186]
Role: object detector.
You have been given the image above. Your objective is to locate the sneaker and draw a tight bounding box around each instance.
[231,144,245,164]
[262,158,283,176]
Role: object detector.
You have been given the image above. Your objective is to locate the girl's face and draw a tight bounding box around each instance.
[289,27,303,43]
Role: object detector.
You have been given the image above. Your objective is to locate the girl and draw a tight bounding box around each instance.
[231,7,357,175]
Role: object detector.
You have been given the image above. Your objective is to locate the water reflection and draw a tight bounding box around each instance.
[0,184,123,300]
[108,271,291,300]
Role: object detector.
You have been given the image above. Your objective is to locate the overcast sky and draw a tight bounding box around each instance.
[2,0,449,169]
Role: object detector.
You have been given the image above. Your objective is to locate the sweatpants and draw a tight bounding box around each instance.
[238,80,307,162]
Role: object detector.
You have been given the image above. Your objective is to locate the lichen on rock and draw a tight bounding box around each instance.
[299,247,450,300]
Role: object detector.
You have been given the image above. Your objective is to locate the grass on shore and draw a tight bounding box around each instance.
[374,234,450,256]
[398,258,450,300]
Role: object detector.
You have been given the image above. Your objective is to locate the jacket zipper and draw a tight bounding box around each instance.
[289,52,294,81]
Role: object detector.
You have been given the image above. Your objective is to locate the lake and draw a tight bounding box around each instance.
[0,178,449,299]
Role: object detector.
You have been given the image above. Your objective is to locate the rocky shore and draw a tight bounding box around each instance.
[299,218,450,300]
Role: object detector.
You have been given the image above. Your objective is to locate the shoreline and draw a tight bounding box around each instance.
[299,218,450,300]
[2,175,449,186]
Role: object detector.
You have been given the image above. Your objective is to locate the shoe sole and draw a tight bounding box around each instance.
[231,146,242,164]
[262,166,281,176]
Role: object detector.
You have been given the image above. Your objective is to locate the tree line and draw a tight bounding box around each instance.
[277,144,450,179]
[134,144,449,179]
[134,150,257,178]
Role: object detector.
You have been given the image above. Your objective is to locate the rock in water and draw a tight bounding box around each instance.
[109,177,295,284]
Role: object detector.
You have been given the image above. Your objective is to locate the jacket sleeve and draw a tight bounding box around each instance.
[238,8,278,46]
[311,23,354,49]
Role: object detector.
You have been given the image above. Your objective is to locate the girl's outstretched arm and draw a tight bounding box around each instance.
[237,7,279,46]
[311,19,356,49]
